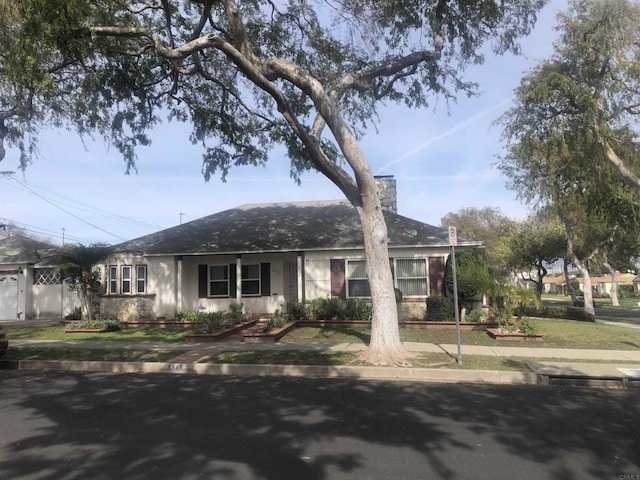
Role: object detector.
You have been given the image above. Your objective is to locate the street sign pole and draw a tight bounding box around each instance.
[448,226,462,365]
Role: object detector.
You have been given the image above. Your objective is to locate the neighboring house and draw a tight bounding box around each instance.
[101,177,481,321]
[0,235,80,321]
[590,272,636,296]
[543,271,636,296]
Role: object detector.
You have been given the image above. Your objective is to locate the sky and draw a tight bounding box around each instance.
[0,1,567,247]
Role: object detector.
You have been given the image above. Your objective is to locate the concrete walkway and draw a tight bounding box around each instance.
[4,338,640,387]
[9,338,640,361]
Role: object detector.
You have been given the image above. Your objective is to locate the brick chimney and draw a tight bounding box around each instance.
[374,175,397,214]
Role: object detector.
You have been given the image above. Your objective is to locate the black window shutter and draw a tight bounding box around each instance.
[330,259,346,299]
[261,263,271,296]
[198,265,208,298]
[229,264,237,298]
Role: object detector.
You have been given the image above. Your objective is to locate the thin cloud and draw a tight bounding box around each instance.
[376,99,511,174]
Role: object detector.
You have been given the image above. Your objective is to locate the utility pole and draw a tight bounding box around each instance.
[179,212,185,225]
[62,227,65,246]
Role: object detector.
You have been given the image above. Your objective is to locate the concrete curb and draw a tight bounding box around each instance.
[1,359,538,385]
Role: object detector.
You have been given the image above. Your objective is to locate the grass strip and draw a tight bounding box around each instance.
[1,347,178,362]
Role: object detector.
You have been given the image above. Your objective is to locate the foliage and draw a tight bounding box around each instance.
[521,306,595,323]
[497,0,640,317]
[1,0,545,363]
[445,249,495,308]
[64,307,82,320]
[516,317,538,336]
[178,307,249,334]
[425,296,455,321]
[54,243,112,320]
[509,286,542,321]
[464,309,484,323]
[66,319,123,332]
[617,285,636,299]
[497,215,567,296]
[441,206,517,276]
[287,298,372,321]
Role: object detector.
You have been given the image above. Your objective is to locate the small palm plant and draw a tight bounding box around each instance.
[55,243,112,320]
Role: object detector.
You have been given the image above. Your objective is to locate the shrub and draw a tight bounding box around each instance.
[517,317,538,336]
[176,310,201,322]
[67,319,123,331]
[618,285,635,298]
[425,296,455,321]
[464,309,483,323]
[286,301,312,320]
[521,306,595,322]
[343,298,372,321]
[287,298,371,321]
[64,307,82,320]
[179,308,248,333]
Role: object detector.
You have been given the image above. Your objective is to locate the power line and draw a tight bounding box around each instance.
[0,217,98,244]
[1,177,163,230]
[5,177,127,241]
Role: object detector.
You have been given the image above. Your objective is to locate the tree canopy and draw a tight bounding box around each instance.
[441,206,516,275]
[0,0,545,364]
[497,0,640,315]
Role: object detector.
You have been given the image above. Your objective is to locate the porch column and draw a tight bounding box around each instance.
[176,256,183,314]
[297,253,304,302]
[236,254,242,305]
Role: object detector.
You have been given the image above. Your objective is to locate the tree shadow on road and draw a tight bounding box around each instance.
[0,372,638,479]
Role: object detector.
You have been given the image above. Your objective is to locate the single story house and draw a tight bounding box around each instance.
[0,235,80,321]
[543,271,636,296]
[100,177,481,321]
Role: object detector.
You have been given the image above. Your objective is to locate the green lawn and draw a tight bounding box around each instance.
[2,347,178,362]
[3,325,189,342]
[282,319,640,350]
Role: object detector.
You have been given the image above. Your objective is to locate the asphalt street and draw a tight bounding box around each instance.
[0,371,638,480]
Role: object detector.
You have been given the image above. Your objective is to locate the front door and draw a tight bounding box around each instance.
[285,262,298,302]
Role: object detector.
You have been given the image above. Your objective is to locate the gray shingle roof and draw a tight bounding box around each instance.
[0,235,58,264]
[112,200,480,255]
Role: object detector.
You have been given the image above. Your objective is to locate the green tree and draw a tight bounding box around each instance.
[55,243,112,321]
[445,249,494,313]
[441,206,516,276]
[498,216,567,298]
[1,0,544,364]
[497,0,640,316]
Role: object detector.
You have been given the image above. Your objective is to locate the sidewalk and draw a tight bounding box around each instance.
[4,338,640,387]
[9,338,640,361]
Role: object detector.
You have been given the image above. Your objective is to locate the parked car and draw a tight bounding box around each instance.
[573,295,597,308]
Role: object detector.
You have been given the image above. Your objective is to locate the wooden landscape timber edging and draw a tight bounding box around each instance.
[486,328,544,341]
[242,322,297,343]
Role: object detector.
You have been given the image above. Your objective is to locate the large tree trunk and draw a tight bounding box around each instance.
[571,257,595,316]
[563,260,576,301]
[603,260,620,307]
[355,182,406,365]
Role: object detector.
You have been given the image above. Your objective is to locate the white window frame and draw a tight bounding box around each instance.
[136,265,147,294]
[121,265,132,294]
[109,265,118,294]
[394,258,428,298]
[346,260,371,298]
[209,265,229,297]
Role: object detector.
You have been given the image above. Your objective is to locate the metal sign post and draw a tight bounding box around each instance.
[448,226,462,365]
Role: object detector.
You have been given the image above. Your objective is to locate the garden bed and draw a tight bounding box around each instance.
[184,319,257,343]
[126,321,198,328]
[486,328,544,341]
[242,321,297,343]
[65,328,107,333]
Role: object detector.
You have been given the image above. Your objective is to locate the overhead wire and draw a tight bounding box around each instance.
[3,177,128,241]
